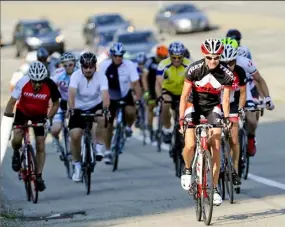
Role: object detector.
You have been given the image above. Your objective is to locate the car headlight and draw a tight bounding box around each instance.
[127,26,134,32]
[177,19,191,28]
[26,37,42,46]
[55,34,64,43]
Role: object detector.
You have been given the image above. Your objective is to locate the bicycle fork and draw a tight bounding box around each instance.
[81,136,96,172]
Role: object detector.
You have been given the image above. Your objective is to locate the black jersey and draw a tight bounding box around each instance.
[186,58,234,112]
[145,56,160,95]
[232,64,247,104]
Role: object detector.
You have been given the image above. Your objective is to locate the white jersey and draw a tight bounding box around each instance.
[51,67,70,101]
[69,69,108,110]
[236,55,257,84]
[237,45,252,60]
[98,59,139,100]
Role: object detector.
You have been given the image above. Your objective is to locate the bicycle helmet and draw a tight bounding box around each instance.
[80,52,97,65]
[37,47,49,59]
[220,44,238,62]
[226,29,242,42]
[237,46,248,58]
[156,45,168,58]
[28,61,48,81]
[110,42,126,56]
[61,52,76,63]
[184,48,191,59]
[169,42,185,56]
[136,52,147,64]
[221,37,238,48]
[201,38,224,55]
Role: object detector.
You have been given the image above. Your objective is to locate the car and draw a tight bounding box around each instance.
[93,31,115,54]
[154,3,210,35]
[82,13,134,45]
[112,29,160,61]
[12,19,65,58]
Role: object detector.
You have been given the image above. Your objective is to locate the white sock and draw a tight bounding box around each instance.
[73,161,81,168]
[105,150,112,155]
[162,126,172,134]
[95,143,104,154]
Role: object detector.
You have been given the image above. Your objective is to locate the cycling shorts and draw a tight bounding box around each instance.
[13,109,46,136]
[162,89,180,110]
[68,103,103,130]
[184,102,222,126]
[52,100,68,124]
[109,90,134,123]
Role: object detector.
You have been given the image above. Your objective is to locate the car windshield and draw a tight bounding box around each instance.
[118,32,157,44]
[24,22,54,36]
[164,4,199,14]
[96,15,124,25]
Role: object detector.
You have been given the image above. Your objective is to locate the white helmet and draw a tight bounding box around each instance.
[28,61,48,81]
[237,46,248,58]
[19,63,30,75]
[201,38,224,55]
[220,44,238,62]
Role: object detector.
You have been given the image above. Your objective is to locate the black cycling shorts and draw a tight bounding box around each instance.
[184,102,222,126]
[162,89,180,110]
[109,90,134,123]
[68,103,102,130]
[13,109,46,137]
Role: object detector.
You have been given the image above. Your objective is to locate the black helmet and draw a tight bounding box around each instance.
[184,48,190,59]
[226,29,242,41]
[80,52,97,65]
[37,47,49,59]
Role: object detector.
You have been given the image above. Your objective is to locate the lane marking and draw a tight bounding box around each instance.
[133,132,285,191]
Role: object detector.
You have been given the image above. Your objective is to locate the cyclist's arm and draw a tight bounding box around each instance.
[129,62,142,100]
[98,72,110,108]
[5,97,17,115]
[141,69,149,92]
[252,71,270,97]
[179,80,192,120]
[47,79,61,119]
[222,87,231,118]
[238,67,247,109]
[68,73,78,110]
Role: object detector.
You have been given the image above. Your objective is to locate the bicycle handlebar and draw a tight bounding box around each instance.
[13,122,45,129]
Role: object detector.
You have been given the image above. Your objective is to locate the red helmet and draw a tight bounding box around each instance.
[156,45,168,58]
[201,38,224,55]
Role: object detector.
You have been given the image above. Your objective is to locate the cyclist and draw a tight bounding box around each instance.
[156,42,191,144]
[143,45,169,141]
[48,52,63,74]
[98,43,141,164]
[226,29,252,60]
[4,61,61,191]
[36,47,53,77]
[223,37,275,156]
[50,52,78,154]
[220,44,247,185]
[68,52,110,182]
[9,63,30,93]
[179,38,234,206]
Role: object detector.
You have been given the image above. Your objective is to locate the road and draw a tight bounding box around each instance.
[1,1,285,227]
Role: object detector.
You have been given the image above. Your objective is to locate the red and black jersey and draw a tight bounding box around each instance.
[185,58,234,112]
[11,76,61,117]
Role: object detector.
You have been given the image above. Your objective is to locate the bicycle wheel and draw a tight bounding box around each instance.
[27,145,38,204]
[201,150,214,226]
[140,104,146,145]
[223,141,234,204]
[112,125,122,172]
[83,136,91,195]
[244,154,250,180]
[218,172,225,200]
[191,157,202,221]
[63,127,72,179]
[21,150,31,202]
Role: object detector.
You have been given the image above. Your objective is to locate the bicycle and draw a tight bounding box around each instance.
[111,100,127,172]
[218,125,235,204]
[51,111,72,179]
[236,104,264,194]
[185,117,223,226]
[77,110,107,195]
[154,98,163,152]
[13,121,45,204]
[136,99,147,145]
[169,99,184,178]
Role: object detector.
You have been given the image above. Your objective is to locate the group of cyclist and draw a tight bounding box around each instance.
[3,28,275,206]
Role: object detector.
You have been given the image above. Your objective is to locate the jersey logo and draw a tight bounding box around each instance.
[23,92,48,100]
[220,64,234,80]
[188,62,204,74]
[248,60,253,67]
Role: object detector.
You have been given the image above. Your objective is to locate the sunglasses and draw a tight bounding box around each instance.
[171,56,183,60]
[31,80,43,85]
[205,56,220,61]
[63,63,74,68]
[113,55,123,58]
[226,60,236,66]
[82,64,96,69]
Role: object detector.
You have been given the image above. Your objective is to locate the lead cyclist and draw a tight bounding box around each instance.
[50,52,78,154]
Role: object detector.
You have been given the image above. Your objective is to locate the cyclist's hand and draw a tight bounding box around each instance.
[143,91,150,101]
[265,96,275,110]
[156,96,163,105]
[238,108,245,119]
[102,107,111,121]
[222,117,232,129]
[179,118,184,134]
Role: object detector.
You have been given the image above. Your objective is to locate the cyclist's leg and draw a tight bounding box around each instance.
[161,89,173,143]
[205,106,223,205]
[50,107,63,151]
[181,102,197,190]
[228,103,241,185]
[124,90,136,138]
[147,100,156,140]
[11,109,25,172]
[68,111,84,182]
[33,120,47,191]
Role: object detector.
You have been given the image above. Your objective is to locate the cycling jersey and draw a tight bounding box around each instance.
[69,69,108,110]
[145,56,160,99]
[98,59,139,100]
[236,55,257,90]
[238,45,252,60]
[185,59,234,113]
[157,57,191,96]
[11,75,61,117]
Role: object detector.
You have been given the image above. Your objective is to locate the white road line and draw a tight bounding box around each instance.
[133,132,285,191]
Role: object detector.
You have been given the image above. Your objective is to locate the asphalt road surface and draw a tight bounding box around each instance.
[1,1,285,227]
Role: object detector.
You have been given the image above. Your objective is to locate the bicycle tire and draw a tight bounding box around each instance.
[201,149,214,226]
[224,141,234,204]
[83,136,91,195]
[244,154,250,180]
[112,125,122,172]
[140,104,147,145]
[27,145,38,204]
[218,172,225,200]
[238,130,244,179]
[191,156,202,222]
[63,127,72,179]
